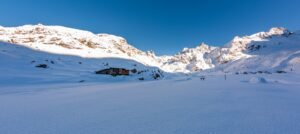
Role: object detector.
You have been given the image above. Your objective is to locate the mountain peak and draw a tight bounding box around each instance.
[199,42,208,47]
[268,27,290,35]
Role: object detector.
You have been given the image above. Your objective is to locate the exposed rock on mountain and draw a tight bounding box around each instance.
[0,24,299,74]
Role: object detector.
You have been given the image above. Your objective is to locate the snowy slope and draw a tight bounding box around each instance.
[210,28,300,73]
[0,42,164,85]
[0,24,300,74]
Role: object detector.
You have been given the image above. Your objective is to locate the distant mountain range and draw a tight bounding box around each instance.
[0,24,299,82]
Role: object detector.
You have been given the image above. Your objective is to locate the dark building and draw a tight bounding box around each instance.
[95,68,130,76]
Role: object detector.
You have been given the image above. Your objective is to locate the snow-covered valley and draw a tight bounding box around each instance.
[1,24,300,134]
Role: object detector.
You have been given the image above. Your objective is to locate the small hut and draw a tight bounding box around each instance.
[95,67,130,76]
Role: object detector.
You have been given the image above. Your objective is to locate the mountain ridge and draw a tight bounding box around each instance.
[0,24,299,73]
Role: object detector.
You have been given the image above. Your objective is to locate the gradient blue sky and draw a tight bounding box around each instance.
[0,0,299,55]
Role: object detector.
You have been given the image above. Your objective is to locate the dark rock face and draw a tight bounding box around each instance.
[95,68,130,76]
[35,64,48,68]
[131,69,137,73]
[276,70,287,74]
[247,44,262,52]
[152,73,161,79]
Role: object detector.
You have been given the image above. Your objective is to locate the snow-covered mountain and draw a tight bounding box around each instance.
[0,24,300,76]
[209,27,300,73]
[166,27,300,73]
[0,24,160,65]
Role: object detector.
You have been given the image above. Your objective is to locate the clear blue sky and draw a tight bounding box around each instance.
[0,0,299,55]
